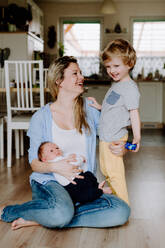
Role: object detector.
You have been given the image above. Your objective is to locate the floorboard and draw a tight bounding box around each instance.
[0,129,165,248]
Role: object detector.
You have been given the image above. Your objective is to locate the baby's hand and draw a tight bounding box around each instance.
[87,97,102,110]
[80,155,86,163]
[67,154,77,160]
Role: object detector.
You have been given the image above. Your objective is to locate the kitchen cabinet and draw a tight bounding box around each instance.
[163,83,165,125]
[138,82,163,125]
[27,0,44,39]
[1,0,44,39]
[0,32,44,61]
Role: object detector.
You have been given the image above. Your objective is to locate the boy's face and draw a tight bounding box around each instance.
[104,56,131,82]
[42,143,62,162]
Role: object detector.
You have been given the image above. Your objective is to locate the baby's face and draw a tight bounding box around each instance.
[42,143,62,161]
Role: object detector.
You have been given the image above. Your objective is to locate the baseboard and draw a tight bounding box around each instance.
[141,122,163,129]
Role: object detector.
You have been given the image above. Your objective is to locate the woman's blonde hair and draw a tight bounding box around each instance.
[47,56,90,134]
[101,39,136,69]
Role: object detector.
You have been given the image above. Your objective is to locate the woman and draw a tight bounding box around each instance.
[0,56,130,230]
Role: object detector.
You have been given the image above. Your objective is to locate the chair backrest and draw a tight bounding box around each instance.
[0,68,5,88]
[33,68,48,88]
[5,60,44,120]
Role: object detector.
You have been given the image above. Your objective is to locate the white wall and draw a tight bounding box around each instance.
[38,0,165,55]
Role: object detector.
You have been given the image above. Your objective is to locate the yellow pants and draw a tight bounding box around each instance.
[99,134,129,205]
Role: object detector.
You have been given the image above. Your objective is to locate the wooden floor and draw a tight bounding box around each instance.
[0,129,165,248]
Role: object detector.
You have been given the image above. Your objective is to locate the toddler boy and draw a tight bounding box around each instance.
[89,39,141,204]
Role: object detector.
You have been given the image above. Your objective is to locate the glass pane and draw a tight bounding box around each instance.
[63,23,100,57]
[63,22,101,77]
[132,20,165,79]
[133,21,165,57]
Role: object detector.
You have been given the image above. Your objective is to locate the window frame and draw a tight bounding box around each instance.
[130,16,165,47]
[59,16,104,55]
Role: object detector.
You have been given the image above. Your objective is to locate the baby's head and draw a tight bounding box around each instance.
[101,39,136,70]
[38,142,62,162]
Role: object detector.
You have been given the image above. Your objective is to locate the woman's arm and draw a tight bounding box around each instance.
[31,158,83,184]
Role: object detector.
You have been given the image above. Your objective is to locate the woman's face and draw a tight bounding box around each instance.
[59,62,84,96]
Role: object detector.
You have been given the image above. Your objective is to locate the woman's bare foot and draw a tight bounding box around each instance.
[11,218,40,230]
[102,187,112,195]
[99,181,112,195]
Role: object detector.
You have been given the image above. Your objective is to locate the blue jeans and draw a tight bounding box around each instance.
[1,180,130,228]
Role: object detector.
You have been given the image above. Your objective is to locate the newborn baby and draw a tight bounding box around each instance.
[38,142,112,204]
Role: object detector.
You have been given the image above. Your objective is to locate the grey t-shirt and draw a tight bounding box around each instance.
[98,80,140,142]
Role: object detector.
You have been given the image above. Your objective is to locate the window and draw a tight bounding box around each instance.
[133,20,165,57]
[60,18,102,77]
[132,19,165,79]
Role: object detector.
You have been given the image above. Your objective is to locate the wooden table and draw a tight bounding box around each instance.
[0,87,50,93]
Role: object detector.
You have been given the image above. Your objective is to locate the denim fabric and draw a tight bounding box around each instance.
[67,194,130,228]
[1,180,130,228]
[1,181,74,228]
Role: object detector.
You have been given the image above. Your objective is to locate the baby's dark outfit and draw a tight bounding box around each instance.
[64,171,103,204]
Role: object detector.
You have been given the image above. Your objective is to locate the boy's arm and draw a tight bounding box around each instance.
[130,109,141,152]
[87,97,102,110]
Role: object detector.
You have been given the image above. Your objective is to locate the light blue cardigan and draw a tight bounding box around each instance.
[27,99,100,185]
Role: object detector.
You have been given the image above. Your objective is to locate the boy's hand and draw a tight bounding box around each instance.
[87,97,102,110]
[132,138,140,152]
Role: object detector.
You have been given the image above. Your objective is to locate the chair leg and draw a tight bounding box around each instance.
[7,127,12,167]
[0,118,4,159]
[20,130,24,156]
[15,130,20,159]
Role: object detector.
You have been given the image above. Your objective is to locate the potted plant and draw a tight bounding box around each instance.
[58,42,65,57]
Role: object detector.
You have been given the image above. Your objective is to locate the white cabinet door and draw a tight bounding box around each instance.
[138,82,163,123]
[163,84,165,124]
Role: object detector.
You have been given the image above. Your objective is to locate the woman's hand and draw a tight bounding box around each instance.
[51,157,84,184]
[109,140,127,156]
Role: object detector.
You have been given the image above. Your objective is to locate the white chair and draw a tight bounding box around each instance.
[0,115,4,159]
[0,68,5,88]
[5,60,44,167]
[33,68,48,88]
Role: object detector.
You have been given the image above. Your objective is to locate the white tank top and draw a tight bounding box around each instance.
[52,120,87,171]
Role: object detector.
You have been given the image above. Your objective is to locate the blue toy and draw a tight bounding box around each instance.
[125,142,137,150]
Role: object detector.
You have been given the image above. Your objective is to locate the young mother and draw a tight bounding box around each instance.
[0,56,130,229]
